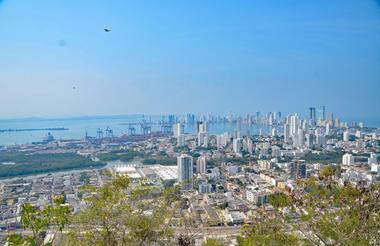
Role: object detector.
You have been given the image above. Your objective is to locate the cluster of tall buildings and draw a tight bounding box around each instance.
[177,154,209,191]
[283,106,335,149]
[178,111,284,126]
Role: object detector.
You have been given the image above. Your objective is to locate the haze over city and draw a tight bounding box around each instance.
[1,0,380,121]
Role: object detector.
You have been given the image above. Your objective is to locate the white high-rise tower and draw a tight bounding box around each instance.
[177,154,194,190]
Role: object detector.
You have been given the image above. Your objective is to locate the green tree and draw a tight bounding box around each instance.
[7,195,71,246]
[239,170,380,246]
[238,212,301,246]
[68,175,180,246]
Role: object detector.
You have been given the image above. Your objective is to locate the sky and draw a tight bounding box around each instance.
[0,0,379,121]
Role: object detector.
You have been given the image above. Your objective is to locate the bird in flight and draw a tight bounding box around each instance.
[104,28,111,32]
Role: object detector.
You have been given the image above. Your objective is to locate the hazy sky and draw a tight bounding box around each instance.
[0,0,379,120]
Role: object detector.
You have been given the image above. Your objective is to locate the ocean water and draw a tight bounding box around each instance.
[1,115,378,147]
[0,115,276,146]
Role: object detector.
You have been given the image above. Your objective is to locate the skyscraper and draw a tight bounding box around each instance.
[233,138,243,154]
[309,107,316,125]
[305,132,314,149]
[343,131,350,142]
[196,156,207,175]
[196,121,207,134]
[316,134,326,147]
[325,123,331,136]
[327,112,334,125]
[290,114,299,137]
[297,128,305,148]
[236,117,242,138]
[246,138,254,154]
[173,123,184,138]
[317,106,326,121]
[177,154,194,190]
[284,123,290,144]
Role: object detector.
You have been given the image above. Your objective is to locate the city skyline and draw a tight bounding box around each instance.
[1,1,380,245]
[1,0,380,121]
[0,107,377,128]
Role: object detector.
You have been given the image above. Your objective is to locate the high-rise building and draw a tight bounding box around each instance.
[343,131,350,142]
[237,117,242,132]
[305,133,314,149]
[196,156,207,175]
[246,138,254,154]
[290,162,307,180]
[309,107,316,125]
[290,114,299,137]
[197,132,206,146]
[233,138,243,154]
[335,118,341,127]
[327,112,334,125]
[297,128,305,148]
[317,106,326,121]
[325,123,331,136]
[284,123,290,144]
[316,134,326,147]
[177,154,194,190]
[342,153,354,166]
[173,123,184,138]
[196,121,207,134]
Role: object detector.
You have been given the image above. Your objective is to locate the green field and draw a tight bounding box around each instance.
[0,152,105,178]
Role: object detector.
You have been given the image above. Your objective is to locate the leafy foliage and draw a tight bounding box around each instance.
[239,217,300,246]
[8,195,71,246]
[240,169,380,246]
[269,193,291,208]
[66,175,180,245]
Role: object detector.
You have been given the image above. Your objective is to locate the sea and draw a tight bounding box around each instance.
[0,115,278,146]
